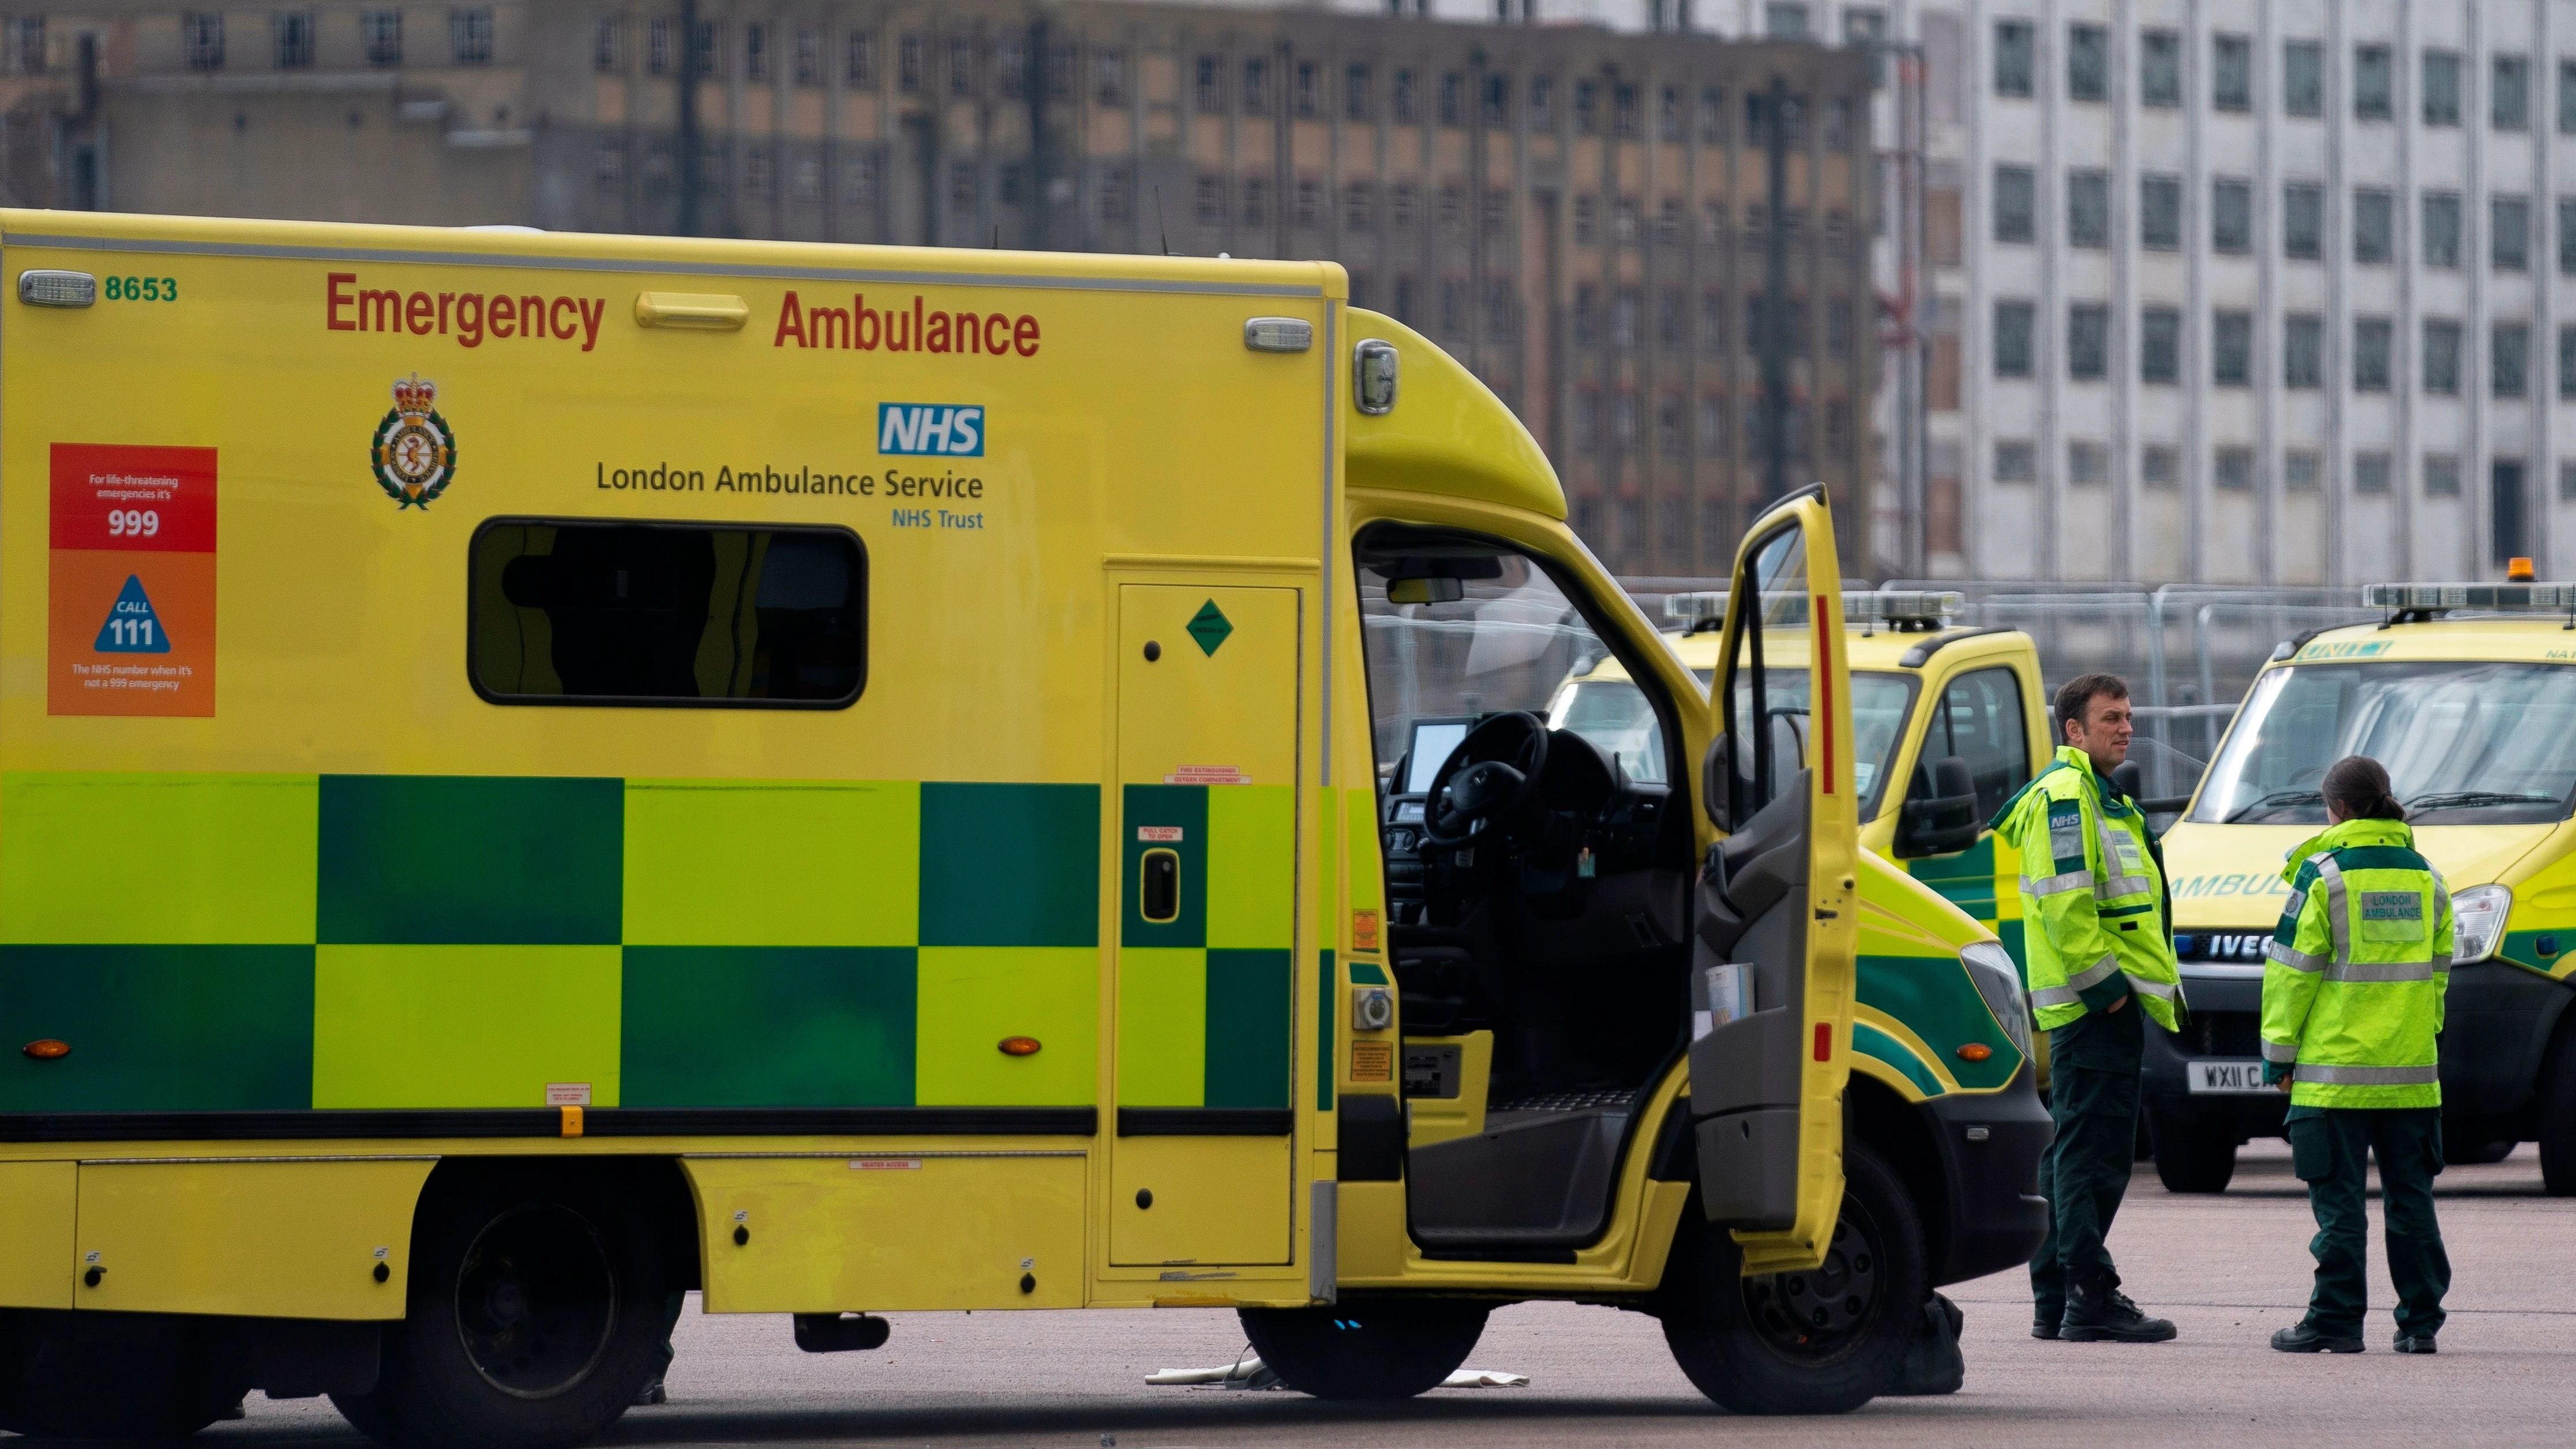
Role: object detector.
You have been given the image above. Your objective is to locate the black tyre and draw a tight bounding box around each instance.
[2442,1135,2516,1166]
[2539,1034,2576,1195]
[2146,1105,2237,1193]
[0,1308,246,1439]
[331,1164,668,1449]
[1660,1142,1928,1416]
[1238,1300,1490,1400]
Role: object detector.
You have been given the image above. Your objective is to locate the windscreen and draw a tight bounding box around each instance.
[2191,661,2576,825]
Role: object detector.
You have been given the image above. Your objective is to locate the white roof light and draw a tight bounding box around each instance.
[2361,581,2576,611]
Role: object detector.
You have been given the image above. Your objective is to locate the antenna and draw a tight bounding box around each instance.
[1154,186,1171,256]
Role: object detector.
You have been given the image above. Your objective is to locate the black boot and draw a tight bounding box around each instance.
[2060,1278,2177,1343]
[2271,1322,2364,1354]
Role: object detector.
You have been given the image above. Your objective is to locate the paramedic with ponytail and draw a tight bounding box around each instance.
[2263,755,2455,1355]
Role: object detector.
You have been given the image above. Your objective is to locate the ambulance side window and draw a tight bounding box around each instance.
[1917,667,2028,822]
[469,519,867,707]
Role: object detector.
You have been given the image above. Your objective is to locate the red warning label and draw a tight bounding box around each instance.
[48,444,217,717]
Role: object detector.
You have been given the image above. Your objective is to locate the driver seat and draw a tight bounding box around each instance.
[1390,924,1480,1035]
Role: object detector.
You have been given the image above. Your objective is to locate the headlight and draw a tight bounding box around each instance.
[1959,941,2033,1057]
[2450,884,2513,964]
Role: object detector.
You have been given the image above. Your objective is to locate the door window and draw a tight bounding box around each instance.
[1721,524,1813,816]
[1916,667,2030,821]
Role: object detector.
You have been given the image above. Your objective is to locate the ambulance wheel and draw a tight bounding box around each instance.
[1236,1301,1490,1399]
[331,1165,666,1449]
[1660,1142,1926,1416]
[2537,1032,2576,1195]
[2146,1106,2237,1193]
[0,1308,246,1439]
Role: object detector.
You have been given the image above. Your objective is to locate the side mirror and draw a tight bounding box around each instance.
[1896,754,1982,858]
[1701,735,1734,833]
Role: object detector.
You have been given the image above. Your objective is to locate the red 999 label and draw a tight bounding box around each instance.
[50,443,216,553]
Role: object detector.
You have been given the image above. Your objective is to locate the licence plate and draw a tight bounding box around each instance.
[2188,1059,2270,1094]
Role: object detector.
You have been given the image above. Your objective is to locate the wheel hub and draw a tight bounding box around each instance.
[453,1205,618,1399]
[1742,1200,1884,1358]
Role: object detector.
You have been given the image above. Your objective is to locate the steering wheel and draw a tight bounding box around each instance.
[1419,711,1553,848]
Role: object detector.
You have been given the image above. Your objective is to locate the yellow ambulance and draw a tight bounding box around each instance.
[2153,582,2576,1192]
[0,211,2041,1442]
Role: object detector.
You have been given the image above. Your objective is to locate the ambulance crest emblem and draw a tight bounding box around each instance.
[370,374,457,509]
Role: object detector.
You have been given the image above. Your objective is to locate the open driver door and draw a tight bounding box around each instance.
[1688,486,1860,1274]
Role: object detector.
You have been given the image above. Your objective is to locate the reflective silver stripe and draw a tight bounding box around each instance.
[2124,973,2178,1001]
[2026,869,2094,897]
[2327,958,2440,983]
[2314,855,2351,963]
[2292,1063,2439,1086]
[2265,940,2330,973]
[2261,1039,2301,1064]
[2096,874,2154,899]
[2030,983,2082,1009]
[2068,953,2121,991]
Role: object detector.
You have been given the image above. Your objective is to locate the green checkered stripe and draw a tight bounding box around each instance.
[1114,784,1295,1110]
[0,772,1133,1114]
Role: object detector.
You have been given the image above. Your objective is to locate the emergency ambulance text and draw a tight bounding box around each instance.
[773,291,1040,356]
[327,273,606,352]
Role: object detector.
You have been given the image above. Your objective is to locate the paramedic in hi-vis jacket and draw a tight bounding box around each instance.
[2262,754,2454,1356]
[1994,673,2181,1345]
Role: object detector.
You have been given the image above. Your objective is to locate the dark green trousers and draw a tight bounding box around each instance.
[2286,1106,2450,1339]
[2030,1004,2144,1318]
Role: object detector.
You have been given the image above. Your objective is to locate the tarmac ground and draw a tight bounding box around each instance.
[80,1140,2576,1448]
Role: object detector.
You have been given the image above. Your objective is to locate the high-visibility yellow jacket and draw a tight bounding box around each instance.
[2260,817,2454,1110]
[1993,745,2181,1032]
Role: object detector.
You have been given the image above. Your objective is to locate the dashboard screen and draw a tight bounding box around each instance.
[1404,719,1472,794]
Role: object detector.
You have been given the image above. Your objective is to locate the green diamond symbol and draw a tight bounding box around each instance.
[1186,600,1233,656]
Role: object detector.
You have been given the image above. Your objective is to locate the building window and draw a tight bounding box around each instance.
[2354,452,2393,494]
[2067,23,2108,102]
[1615,82,1640,138]
[594,140,624,190]
[2423,318,2462,395]
[1765,1,1810,39]
[2211,178,2253,253]
[2354,317,2393,391]
[1343,181,1374,233]
[1194,174,1224,227]
[1657,84,1680,140]
[2067,302,2109,380]
[1994,440,2038,484]
[1827,295,1853,354]
[2562,461,2576,502]
[2215,447,2257,492]
[1613,197,1640,246]
[1993,301,2035,377]
[2141,306,2182,384]
[2142,444,2181,491]
[8,16,43,74]
[2495,54,2531,130]
[2422,49,2462,126]
[1246,58,1272,114]
[1994,20,2033,97]
[2422,192,2462,268]
[2140,29,2183,107]
[1572,78,1595,134]
[2353,188,2394,264]
[1993,166,2035,243]
[2140,174,2183,250]
[1573,194,1596,245]
[269,10,316,69]
[743,22,770,83]
[1701,290,1726,353]
[2355,45,2393,121]
[1242,177,1268,228]
[2213,310,2253,385]
[945,36,971,96]
[2493,196,2530,271]
[2495,323,2531,396]
[2424,454,2461,498]
[1613,391,1639,453]
[2283,182,2323,259]
[452,7,493,66]
[2212,34,2252,111]
[1701,201,1726,246]
[2562,324,2576,397]
[1390,276,1416,326]
[1390,66,1414,123]
[183,13,225,70]
[2283,40,2324,117]
[1698,84,1722,141]
[1699,395,1726,456]
[2562,59,2576,133]
[1656,287,1684,348]
[1293,176,1321,230]
[2285,313,2324,388]
[845,152,880,209]
[1659,196,1685,246]
[1195,56,1223,113]
[897,35,921,93]
[2067,170,2110,249]
[846,32,873,87]
[1389,183,1415,230]
[1347,63,1373,121]
[789,27,820,86]
[1529,75,1553,130]
[1573,392,1599,455]
[1574,285,1599,348]
[1657,394,1683,457]
[1440,71,1464,126]
[2285,450,2322,492]
[743,148,774,200]
[1098,50,1127,107]
[2068,440,2109,487]
[1613,287,1641,349]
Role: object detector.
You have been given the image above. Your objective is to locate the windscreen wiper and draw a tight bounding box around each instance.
[2223,789,2324,823]
[2402,790,2561,810]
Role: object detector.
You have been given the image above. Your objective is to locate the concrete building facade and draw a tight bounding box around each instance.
[0,1,1880,577]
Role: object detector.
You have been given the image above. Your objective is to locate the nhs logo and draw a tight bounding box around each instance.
[878,403,985,457]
